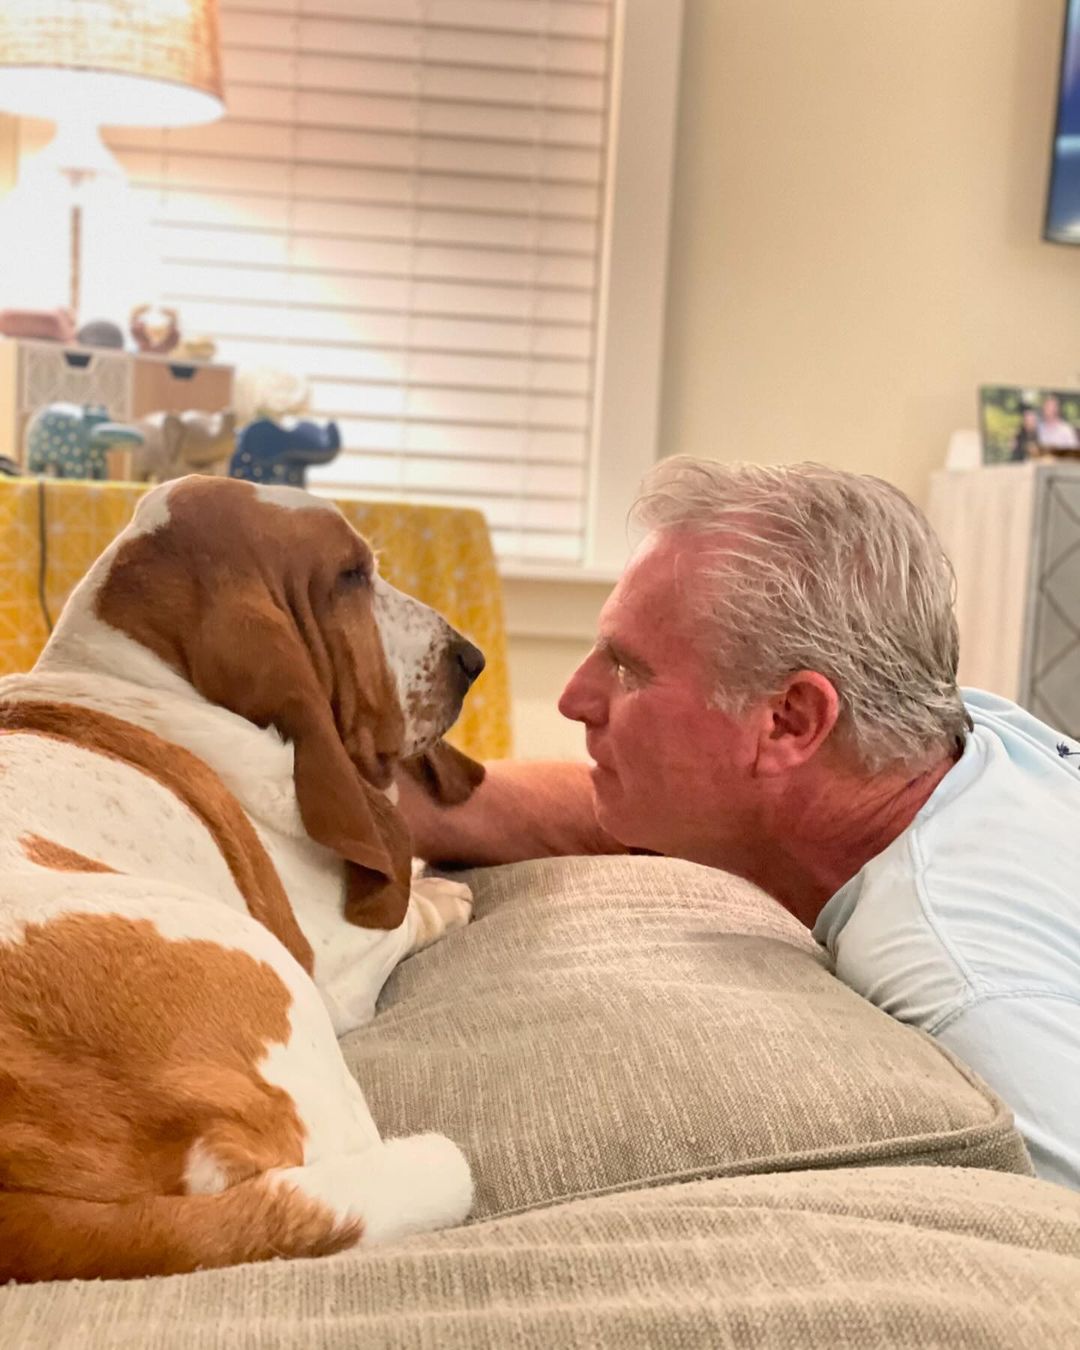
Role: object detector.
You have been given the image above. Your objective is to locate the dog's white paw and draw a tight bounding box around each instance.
[408,874,473,950]
[412,874,473,926]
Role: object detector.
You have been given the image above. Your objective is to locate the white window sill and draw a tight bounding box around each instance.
[498,561,623,586]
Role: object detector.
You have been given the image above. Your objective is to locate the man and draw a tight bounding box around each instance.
[1037,393,1080,450]
[399,457,1080,1190]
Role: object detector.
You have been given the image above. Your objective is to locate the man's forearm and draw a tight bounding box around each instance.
[398,759,627,866]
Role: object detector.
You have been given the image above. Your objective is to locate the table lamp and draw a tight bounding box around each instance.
[0,0,225,320]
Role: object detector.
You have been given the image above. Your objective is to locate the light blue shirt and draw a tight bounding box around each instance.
[814,689,1080,1189]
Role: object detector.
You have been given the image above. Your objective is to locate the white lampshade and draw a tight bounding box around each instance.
[0,0,225,128]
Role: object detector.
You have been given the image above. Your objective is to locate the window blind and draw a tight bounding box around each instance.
[106,0,615,565]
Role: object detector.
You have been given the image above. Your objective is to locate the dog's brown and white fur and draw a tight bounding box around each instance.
[0,477,485,1282]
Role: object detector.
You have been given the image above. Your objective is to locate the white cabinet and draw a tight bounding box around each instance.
[928,462,1080,735]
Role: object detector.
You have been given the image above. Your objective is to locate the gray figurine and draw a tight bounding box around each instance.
[76,319,126,350]
[131,409,237,482]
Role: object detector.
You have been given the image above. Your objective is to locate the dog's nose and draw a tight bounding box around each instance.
[453,638,485,685]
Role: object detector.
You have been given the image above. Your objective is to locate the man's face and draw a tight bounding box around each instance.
[559,531,764,864]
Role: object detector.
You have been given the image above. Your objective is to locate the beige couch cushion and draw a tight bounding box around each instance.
[345,856,1031,1220]
[6,1168,1079,1348]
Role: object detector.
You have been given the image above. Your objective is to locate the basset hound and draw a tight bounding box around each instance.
[0,476,487,1283]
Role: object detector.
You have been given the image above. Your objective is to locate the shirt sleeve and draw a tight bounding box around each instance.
[932,994,1080,1190]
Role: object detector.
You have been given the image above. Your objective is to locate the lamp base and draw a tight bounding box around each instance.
[4,118,158,328]
[34,119,125,183]
[69,200,82,319]
[32,121,124,327]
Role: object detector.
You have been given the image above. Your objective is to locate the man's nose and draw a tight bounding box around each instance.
[559,654,605,725]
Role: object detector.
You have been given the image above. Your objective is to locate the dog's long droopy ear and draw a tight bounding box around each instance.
[287,695,414,930]
[166,593,415,933]
[400,740,486,806]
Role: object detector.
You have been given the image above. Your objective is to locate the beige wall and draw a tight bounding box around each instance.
[506,628,593,760]
[502,576,608,761]
[660,0,1080,508]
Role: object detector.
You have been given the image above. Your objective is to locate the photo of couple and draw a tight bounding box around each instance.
[980,385,1080,464]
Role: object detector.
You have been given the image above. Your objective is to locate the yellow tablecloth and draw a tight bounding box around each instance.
[0,478,511,760]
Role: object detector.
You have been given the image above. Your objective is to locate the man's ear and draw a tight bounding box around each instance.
[752,672,841,776]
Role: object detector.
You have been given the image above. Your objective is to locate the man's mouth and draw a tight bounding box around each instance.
[586,741,613,773]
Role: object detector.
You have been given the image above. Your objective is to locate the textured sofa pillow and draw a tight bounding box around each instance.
[8,1169,1078,1348]
[343,856,1031,1221]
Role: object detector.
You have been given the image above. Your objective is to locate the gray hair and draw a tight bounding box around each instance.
[631,456,969,771]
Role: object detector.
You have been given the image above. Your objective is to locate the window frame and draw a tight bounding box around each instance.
[579,0,683,581]
[495,0,683,582]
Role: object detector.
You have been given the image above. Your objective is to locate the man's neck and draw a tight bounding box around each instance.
[738,748,960,929]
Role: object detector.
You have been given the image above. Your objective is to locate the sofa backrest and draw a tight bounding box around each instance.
[344,854,1032,1221]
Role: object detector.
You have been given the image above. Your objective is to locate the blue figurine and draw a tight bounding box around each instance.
[25,403,143,480]
[228,418,341,488]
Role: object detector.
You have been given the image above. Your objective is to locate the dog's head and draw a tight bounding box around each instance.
[77,476,485,928]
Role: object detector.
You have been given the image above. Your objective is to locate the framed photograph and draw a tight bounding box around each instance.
[979,385,1080,464]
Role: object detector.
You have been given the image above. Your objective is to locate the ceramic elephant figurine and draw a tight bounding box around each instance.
[25,403,143,480]
[129,411,183,483]
[228,418,341,487]
[131,409,237,482]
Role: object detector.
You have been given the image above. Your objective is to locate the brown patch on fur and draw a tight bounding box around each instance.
[0,911,361,1281]
[402,740,486,806]
[0,703,314,973]
[20,833,116,874]
[95,477,412,930]
[0,1181,361,1283]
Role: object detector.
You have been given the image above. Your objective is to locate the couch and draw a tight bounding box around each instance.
[5,855,1080,1347]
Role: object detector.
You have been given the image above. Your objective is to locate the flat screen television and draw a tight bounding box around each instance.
[1046,0,1080,242]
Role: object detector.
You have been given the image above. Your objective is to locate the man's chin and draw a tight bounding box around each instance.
[590,772,644,848]
[588,764,614,806]
[588,761,618,801]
